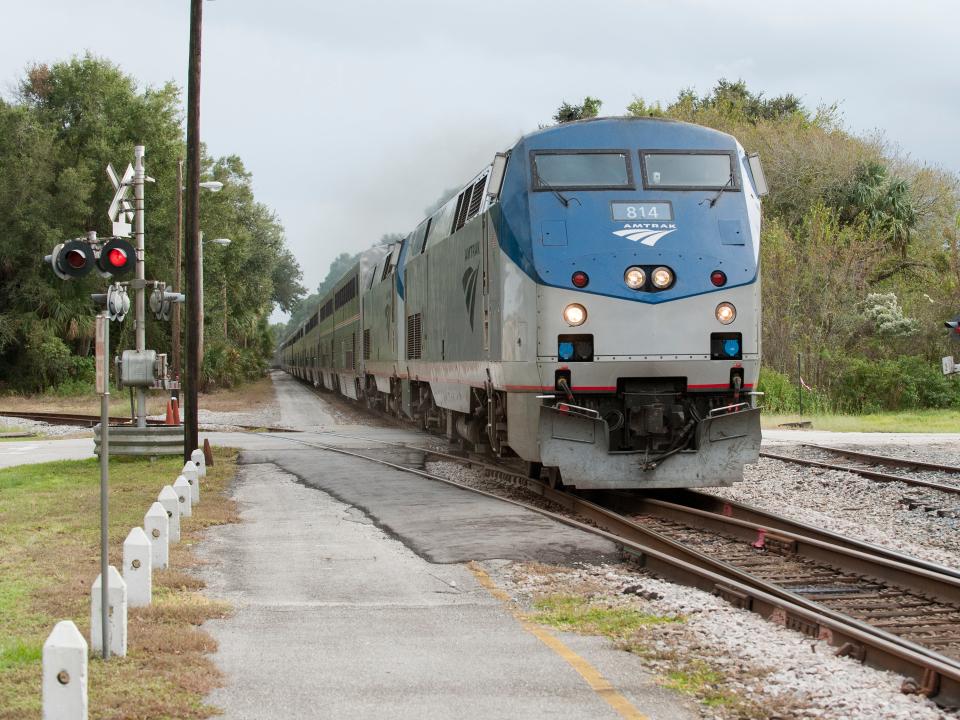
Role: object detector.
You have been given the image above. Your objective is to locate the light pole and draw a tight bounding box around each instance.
[198,235,231,364]
[172,178,222,394]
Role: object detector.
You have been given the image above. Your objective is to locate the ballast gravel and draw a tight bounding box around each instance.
[423,457,957,719]
[0,416,86,438]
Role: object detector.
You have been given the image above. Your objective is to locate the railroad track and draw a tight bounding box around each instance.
[761,444,960,496]
[0,410,294,433]
[261,427,960,706]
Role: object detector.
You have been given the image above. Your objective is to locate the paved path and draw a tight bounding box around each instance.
[198,372,700,719]
[201,462,692,719]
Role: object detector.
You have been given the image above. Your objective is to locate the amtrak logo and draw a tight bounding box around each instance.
[462,265,479,331]
[613,223,677,246]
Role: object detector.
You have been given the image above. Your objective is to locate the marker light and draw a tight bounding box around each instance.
[723,338,740,357]
[624,266,646,290]
[715,302,736,325]
[571,271,589,288]
[563,304,587,326]
[651,266,674,289]
[710,270,727,287]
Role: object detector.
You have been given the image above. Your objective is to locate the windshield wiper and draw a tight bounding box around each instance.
[701,172,734,208]
[535,171,571,207]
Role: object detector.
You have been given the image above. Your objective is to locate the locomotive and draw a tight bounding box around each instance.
[281,116,767,489]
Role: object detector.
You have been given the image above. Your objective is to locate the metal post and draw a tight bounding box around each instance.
[96,312,110,660]
[184,0,203,461]
[797,352,803,417]
[133,145,146,428]
[172,159,183,396]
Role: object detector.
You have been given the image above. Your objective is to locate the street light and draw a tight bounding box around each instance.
[198,234,232,363]
[172,172,224,393]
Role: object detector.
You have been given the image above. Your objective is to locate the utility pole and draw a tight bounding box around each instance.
[185,0,203,460]
[172,159,183,395]
[133,146,147,428]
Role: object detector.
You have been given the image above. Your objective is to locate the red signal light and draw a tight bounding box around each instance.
[571,271,589,288]
[66,249,87,269]
[710,270,727,287]
[96,238,135,276]
[107,247,127,267]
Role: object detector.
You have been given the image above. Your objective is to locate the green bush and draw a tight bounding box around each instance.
[828,356,960,413]
[756,367,830,414]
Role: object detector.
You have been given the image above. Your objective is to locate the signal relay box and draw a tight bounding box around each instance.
[119,349,157,387]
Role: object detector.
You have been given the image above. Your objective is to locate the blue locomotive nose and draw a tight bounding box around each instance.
[723,338,740,357]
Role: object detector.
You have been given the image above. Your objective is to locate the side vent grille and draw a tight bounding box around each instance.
[363,329,371,361]
[406,313,422,360]
[452,174,489,233]
[453,189,471,233]
[466,175,487,219]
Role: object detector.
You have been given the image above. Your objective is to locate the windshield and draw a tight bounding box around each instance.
[532,152,632,190]
[642,152,735,190]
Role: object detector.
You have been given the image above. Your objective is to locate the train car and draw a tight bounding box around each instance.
[285,116,766,489]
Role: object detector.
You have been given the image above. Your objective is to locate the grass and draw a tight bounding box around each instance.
[762,409,960,433]
[529,594,679,639]
[0,449,239,720]
[662,660,741,708]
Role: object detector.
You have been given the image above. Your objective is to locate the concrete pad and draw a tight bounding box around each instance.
[0,438,94,469]
[200,463,696,720]
[241,447,618,565]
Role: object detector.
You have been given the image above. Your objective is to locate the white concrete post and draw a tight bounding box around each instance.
[123,527,152,607]
[182,461,200,504]
[190,448,207,478]
[159,486,181,544]
[90,566,127,657]
[144,501,169,569]
[173,475,193,518]
[42,620,88,720]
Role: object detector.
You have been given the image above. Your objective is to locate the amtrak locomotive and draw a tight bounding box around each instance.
[281,116,767,489]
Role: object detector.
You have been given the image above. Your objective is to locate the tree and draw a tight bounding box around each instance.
[553,96,603,123]
[0,54,303,392]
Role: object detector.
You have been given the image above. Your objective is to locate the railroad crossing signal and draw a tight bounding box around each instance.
[107,285,130,322]
[945,317,960,341]
[149,285,184,321]
[91,285,130,322]
[46,237,136,281]
[46,240,96,280]
[96,238,136,276]
[90,284,130,322]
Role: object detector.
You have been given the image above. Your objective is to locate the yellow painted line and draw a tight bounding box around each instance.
[468,563,650,720]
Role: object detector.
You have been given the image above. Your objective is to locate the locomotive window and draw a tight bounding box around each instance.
[531,151,632,190]
[641,152,738,191]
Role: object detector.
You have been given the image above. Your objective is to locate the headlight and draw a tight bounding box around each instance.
[624,266,646,290]
[715,302,736,325]
[563,303,587,326]
[651,266,674,289]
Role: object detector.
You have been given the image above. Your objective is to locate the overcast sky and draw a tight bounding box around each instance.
[5,1,959,321]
